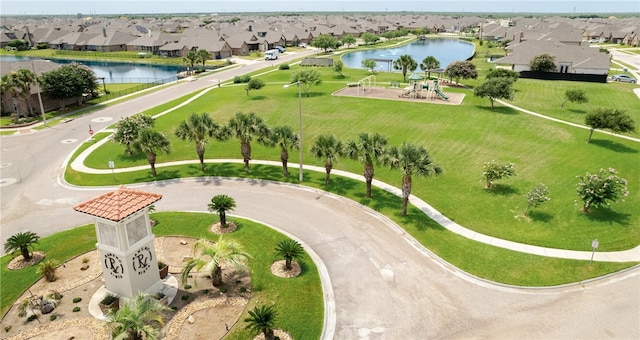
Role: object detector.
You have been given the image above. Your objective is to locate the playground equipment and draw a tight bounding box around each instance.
[351,75,376,96]
[433,80,449,100]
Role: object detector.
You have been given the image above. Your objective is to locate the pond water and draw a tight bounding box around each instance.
[0,55,181,83]
[341,38,475,72]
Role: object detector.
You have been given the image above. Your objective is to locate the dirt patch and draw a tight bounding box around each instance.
[333,84,465,105]
[210,222,238,234]
[270,260,302,278]
[1,237,251,340]
[6,252,46,270]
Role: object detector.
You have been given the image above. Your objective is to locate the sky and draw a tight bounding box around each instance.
[1,0,639,15]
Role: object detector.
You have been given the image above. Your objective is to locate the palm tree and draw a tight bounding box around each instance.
[274,239,304,271]
[132,128,171,177]
[1,73,20,118]
[4,231,40,261]
[310,134,345,185]
[10,69,37,117]
[383,142,443,216]
[244,304,278,340]
[420,56,440,80]
[267,125,299,177]
[393,55,418,82]
[226,112,271,173]
[346,133,388,198]
[182,237,251,287]
[196,49,211,70]
[106,292,171,340]
[175,112,222,172]
[182,51,198,75]
[208,194,236,227]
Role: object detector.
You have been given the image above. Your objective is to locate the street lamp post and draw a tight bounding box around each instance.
[99,77,107,94]
[283,81,303,182]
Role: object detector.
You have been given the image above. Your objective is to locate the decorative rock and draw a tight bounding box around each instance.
[81,264,90,271]
[180,240,187,245]
[187,315,195,324]
[41,300,55,314]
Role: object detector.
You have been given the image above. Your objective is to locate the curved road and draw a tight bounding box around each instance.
[1,50,639,339]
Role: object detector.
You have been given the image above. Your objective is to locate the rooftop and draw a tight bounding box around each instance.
[73,186,162,221]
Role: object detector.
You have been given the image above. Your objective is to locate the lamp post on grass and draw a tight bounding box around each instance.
[283,81,303,182]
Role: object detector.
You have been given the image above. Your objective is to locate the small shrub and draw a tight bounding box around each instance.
[233,75,251,83]
[81,257,89,264]
[49,314,57,321]
[184,284,192,290]
[158,261,166,269]
[155,292,165,299]
[279,63,290,70]
[73,306,81,312]
[171,306,178,311]
[72,297,82,303]
[5,326,12,332]
[181,295,189,301]
[239,287,247,293]
[26,315,37,322]
[100,294,118,305]
[220,288,227,294]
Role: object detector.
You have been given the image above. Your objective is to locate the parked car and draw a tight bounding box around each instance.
[611,74,637,83]
[299,42,307,48]
[274,45,285,53]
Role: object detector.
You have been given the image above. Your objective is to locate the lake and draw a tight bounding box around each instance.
[341,38,475,72]
[0,55,181,83]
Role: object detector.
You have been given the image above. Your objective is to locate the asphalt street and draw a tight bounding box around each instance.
[0,48,639,339]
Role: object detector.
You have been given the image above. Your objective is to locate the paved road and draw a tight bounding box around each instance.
[1,48,639,339]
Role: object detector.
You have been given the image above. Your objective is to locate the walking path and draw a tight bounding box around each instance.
[69,134,640,262]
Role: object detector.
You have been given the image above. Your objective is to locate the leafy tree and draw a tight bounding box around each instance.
[175,112,223,171]
[226,112,271,173]
[4,231,40,261]
[106,292,171,340]
[345,132,388,198]
[311,34,339,52]
[524,183,550,215]
[39,63,98,110]
[113,113,155,155]
[182,237,251,287]
[420,56,440,80]
[291,69,322,97]
[341,34,356,47]
[310,134,345,185]
[274,239,304,271]
[266,125,299,177]
[361,32,380,45]
[333,59,345,77]
[7,39,27,50]
[473,77,515,109]
[362,59,377,74]
[393,55,418,82]
[584,108,635,142]
[208,194,236,227]
[244,305,278,340]
[485,68,520,83]
[383,142,443,216]
[529,54,556,72]
[36,259,60,282]
[196,49,211,69]
[576,168,629,213]
[562,89,588,108]
[482,161,515,188]
[444,60,478,85]
[182,51,198,74]
[245,78,265,96]
[131,128,171,177]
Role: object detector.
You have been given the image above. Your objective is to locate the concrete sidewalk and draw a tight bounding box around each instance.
[69,134,640,263]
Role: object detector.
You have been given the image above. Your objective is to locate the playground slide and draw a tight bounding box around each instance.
[435,88,449,100]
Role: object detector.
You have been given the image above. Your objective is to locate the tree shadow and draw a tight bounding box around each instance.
[583,208,631,227]
[527,211,554,223]
[399,207,445,232]
[132,169,181,183]
[567,108,587,114]
[248,95,267,101]
[484,185,519,196]
[589,139,639,154]
[474,105,518,115]
[323,176,357,195]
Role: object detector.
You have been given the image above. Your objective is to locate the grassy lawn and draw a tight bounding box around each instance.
[71,64,639,252]
[0,213,324,339]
